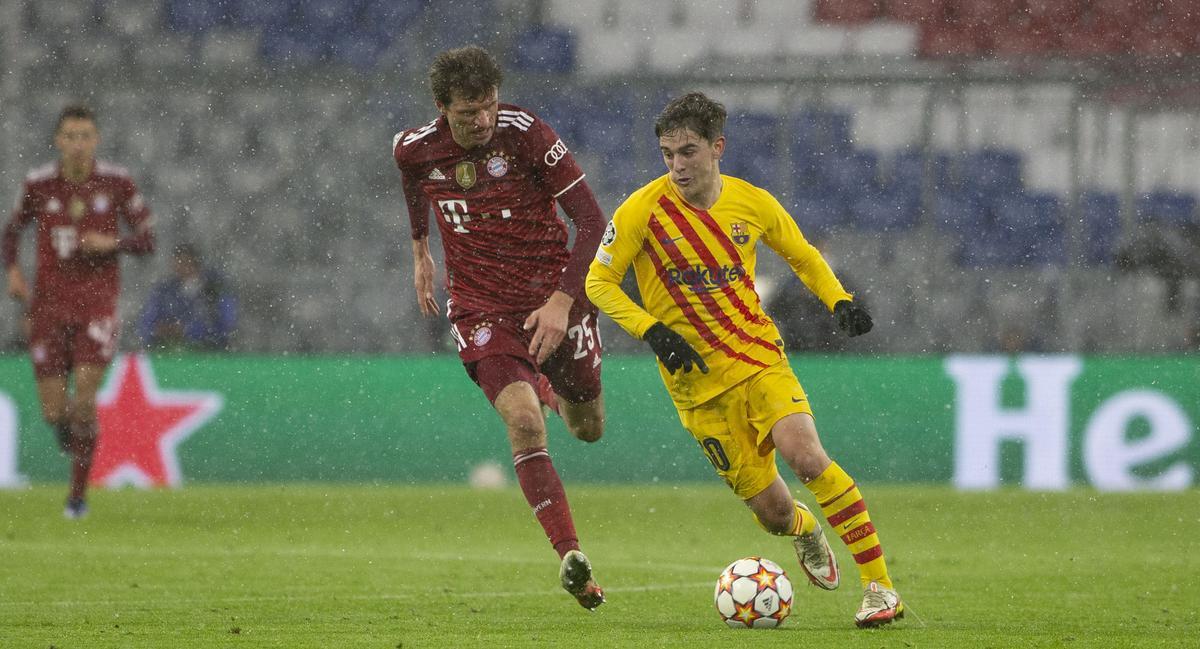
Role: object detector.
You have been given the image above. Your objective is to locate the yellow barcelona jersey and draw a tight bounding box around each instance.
[586,174,851,409]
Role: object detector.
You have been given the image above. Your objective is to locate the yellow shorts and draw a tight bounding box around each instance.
[677,360,813,500]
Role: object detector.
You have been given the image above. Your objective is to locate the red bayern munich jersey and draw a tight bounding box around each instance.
[393,103,586,314]
[2,160,154,313]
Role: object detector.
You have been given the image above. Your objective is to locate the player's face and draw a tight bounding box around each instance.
[438,88,499,149]
[659,128,725,203]
[55,118,99,168]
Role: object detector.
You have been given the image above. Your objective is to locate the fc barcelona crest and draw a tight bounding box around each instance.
[730,222,749,245]
[455,161,477,189]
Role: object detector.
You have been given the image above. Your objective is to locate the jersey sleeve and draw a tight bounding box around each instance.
[2,181,35,268]
[522,115,586,199]
[115,177,155,255]
[585,199,660,339]
[393,130,431,240]
[759,190,852,311]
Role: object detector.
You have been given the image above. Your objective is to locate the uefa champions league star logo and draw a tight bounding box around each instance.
[91,355,223,488]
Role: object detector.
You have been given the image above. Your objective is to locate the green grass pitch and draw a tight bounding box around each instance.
[1,484,1198,648]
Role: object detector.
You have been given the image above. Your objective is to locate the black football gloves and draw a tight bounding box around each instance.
[833,299,873,337]
[643,322,708,375]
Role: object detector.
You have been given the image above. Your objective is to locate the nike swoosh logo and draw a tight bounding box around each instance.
[659,236,684,244]
[792,396,806,403]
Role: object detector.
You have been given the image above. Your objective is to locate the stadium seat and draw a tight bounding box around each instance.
[850,189,920,232]
[992,192,1065,266]
[1137,190,1197,226]
[260,28,328,65]
[879,0,947,23]
[1080,191,1121,265]
[918,23,985,57]
[232,0,293,31]
[955,0,1018,29]
[510,26,577,73]
[990,16,1061,56]
[791,194,849,233]
[958,148,1023,196]
[850,22,920,57]
[1024,0,1084,24]
[791,109,853,159]
[813,0,879,24]
[297,0,363,34]
[932,191,987,234]
[781,26,851,57]
[890,149,948,194]
[821,151,881,197]
[360,0,428,33]
[165,0,226,33]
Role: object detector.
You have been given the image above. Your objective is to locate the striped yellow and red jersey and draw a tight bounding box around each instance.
[586,174,851,409]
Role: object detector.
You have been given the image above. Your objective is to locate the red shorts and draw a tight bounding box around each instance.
[450,298,603,404]
[28,304,119,379]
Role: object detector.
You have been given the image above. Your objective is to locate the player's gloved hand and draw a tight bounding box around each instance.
[833,299,873,337]
[643,322,708,375]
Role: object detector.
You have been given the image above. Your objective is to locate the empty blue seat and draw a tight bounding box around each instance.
[850,190,919,232]
[1080,191,1121,265]
[889,149,949,194]
[166,0,226,32]
[992,192,1064,266]
[932,191,986,234]
[957,148,1023,195]
[791,109,852,159]
[298,0,363,34]
[790,195,848,233]
[233,0,293,31]
[821,151,880,197]
[1137,190,1197,225]
[361,0,427,31]
[260,28,327,64]
[510,26,576,73]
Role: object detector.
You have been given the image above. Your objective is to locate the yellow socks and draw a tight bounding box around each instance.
[804,461,893,589]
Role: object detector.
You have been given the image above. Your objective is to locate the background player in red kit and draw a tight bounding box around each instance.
[393,46,607,609]
[3,104,155,519]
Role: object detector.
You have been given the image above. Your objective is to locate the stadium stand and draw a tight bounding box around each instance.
[1,0,1197,354]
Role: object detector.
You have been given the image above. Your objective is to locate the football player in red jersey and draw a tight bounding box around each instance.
[393,46,607,610]
[3,104,155,519]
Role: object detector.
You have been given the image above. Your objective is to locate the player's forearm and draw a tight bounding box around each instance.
[116,228,155,255]
[585,272,657,339]
[557,182,606,299]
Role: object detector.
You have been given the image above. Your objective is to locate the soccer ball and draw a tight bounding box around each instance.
[713,556,793,628]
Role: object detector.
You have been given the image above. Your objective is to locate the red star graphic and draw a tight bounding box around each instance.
[91,355,222,487]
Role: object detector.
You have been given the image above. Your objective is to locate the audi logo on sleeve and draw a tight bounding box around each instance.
[543,139,569,166]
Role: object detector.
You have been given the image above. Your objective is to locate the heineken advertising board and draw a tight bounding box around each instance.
[0,354,1194,490]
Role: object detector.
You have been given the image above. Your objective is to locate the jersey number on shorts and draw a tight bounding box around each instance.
[51,226,78,259]
[566,313,599,360]
[437,199,512,234]
[701,437,731,471]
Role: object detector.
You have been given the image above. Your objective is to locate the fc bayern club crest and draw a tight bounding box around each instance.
[471,323,493,347]
[730,222,750,245]
[486,155,509,178]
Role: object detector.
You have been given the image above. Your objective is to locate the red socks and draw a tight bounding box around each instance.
[512,447,580,558]
[67,420,98,502]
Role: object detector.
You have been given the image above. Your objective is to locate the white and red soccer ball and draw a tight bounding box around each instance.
[713,556,794,628]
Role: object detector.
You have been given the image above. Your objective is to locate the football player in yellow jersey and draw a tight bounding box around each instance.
[586,92,902,628]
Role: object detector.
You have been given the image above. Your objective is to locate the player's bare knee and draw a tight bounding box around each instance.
[567,417,604,443]
[505,410,547,448]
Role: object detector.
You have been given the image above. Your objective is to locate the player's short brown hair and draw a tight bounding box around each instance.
[429,46,504,106]
[654,92,727,143]
[56,103,97,132]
